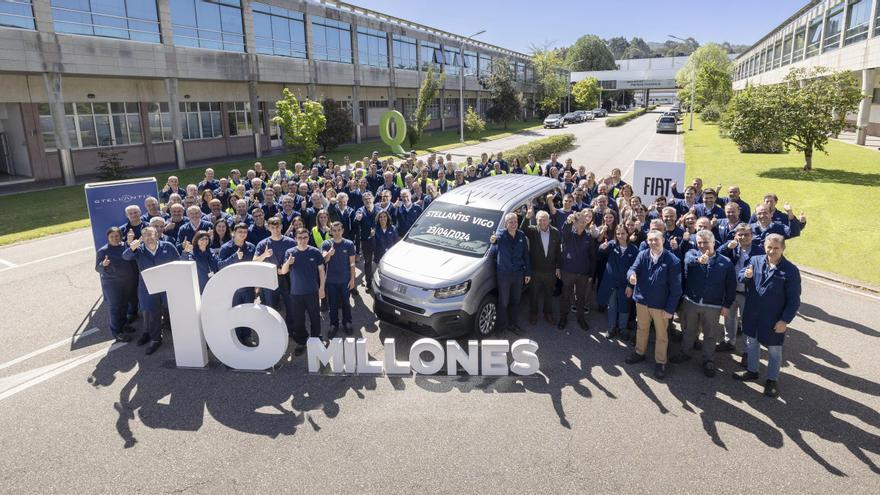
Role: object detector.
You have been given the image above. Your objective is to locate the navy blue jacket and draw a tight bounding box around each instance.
[95,243,138,286]
[177,219,213,248]
[719,197,751,223]
[218,240,256,269]
[560,222,595,276]
[373,225,398,261]
[491,229,530,275]
[255,235,296,267]
[247,224,270,246]
[739,255,801,346]
[750,220,802,244]
[694,203,725,220]
[596,240,639,308]
[749,209,791,227]
[627,249,682,314]
[713,219,742,243]
[182,248,219,292]
[670,198,698,218]
[122,241,179,312]
[683,250,736,308]
[395,202,423,236]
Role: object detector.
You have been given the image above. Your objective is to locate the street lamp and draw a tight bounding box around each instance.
[669,34,695,130]
[460,29,486,143]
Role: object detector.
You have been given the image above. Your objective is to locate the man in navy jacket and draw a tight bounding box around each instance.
[490,213,531,334]
[670,230,736,377]
[713,202,743,244]
[177,206,213,250]
[718,185,751,223]
[750,204,805,244]
[219,223,258,346]
[625,229,683,379]
[733,234,801,398]
[395,189,423,237]
[717,224,764,352]
[694,188,725,221]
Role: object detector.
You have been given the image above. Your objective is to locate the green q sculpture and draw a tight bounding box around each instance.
[379,110,407,155]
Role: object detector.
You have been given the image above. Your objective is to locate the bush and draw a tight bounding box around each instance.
[501,133,576,164]
[700,103,722,123]
[317,98,353,152]
[605,105,656,127]
[736,137,785,154]
[463,106,485,139]
[96,150,127,181]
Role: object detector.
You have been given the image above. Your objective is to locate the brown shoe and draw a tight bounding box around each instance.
[529,314,538,325]
[544,313,555,325]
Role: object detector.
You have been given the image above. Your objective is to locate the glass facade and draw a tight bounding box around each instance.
[0,0,35,29]
[792,26,806,62]
[357,26,387,67]
[252,2,306,58]
[169,0,244,52]
[312,16,351,63]
[51,0,160,43]
[147,102,172,143]
[420,40,442,71]
[805,18,823,57]
[226,101,252,136]
[37,101,143,150]
[463,50,477,76]
[181,101,222,140]
[822,3,845,52]
[392,34,417,70]
[444,46,459,75]
[479,53,492,75]
[845,0,871,44]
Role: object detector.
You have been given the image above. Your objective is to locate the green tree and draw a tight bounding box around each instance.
[317,98,353,153]
[96,149,127,181]
[606,36,629,59]
[532,49,568,116]
[564,35,617,71]
[676,43,733,111]
[272,88,326,162]
[571,76,600,110]
[463,105,485,138]
[484,57,522,129]
[661,37,699,57]
[726,67,861,171]
[408,66,444,147]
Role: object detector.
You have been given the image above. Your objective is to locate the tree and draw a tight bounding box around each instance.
[483,57,522,129]
[676,43,733,111]
[463,106,485,138]
[564,35,617,71]
[571,77,600,110]
[532,49,569,116]
[623,37,652,59]
[408,66,444,147]
[272,88,326,162]
[96,149,127,181]
[726,67,861,170]
[317,98,353,152]
[606,37,629,59]
[661,37,699,57]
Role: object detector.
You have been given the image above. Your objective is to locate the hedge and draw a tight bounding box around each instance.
[605,105,657,127]
[499,133,576,164]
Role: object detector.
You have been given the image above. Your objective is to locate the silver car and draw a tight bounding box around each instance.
[372,175,560,338]
[656,116,677,133]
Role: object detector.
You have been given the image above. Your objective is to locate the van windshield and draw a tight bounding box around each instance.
[405,202,502,257]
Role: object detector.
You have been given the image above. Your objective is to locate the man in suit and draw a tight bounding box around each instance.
[524,206,561,325]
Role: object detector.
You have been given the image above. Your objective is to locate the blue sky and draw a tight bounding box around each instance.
[348,0,808,54]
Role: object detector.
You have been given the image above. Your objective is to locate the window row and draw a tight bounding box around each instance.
[735,0,875,81]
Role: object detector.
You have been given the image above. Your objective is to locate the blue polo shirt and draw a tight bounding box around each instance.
[321,238,356,284]
[285,246,324,295]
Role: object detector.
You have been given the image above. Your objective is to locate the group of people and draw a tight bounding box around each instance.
[95,150,804,398]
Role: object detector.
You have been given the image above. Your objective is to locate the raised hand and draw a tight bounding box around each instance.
[629,273,637,285]
[744,264,754,279]
[669,237,679,250]
[799,211,807,223]
[698,253,709,265]
[101,255,110,267]
[236,248,244,260]
[129,238,142,251]
[490,233,497,244]
[783,202,793,214]
[183,240,193,253]
[727,239,738,250]
[326,245,335,258]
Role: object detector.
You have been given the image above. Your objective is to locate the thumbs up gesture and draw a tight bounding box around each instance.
[101,255,110,267]
[799,211,807,223]
[698,253,709,265]
[744,264,754,279]
[783,202,793,214]
[669,237,679,250]
[327,245,335,258]
[490,233,497,244]
[183,240,193,253]
[236,248,244,260]
[259,248,273,262]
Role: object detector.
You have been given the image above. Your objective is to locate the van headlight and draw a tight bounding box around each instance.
[434,281,471,299]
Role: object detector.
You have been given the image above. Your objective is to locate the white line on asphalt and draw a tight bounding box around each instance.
[0,341,125,403]
[0,246,92,274]
[801,273,880,302]
[0,327,101,372]
[0,257,16,268]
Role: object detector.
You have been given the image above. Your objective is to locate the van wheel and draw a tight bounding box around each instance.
[473,295,497,337]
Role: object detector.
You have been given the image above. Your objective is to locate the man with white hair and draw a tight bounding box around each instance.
[395,189,423,237]
[524,207,561,325]
[198,168,219,192]
[176,205,213,249]
[120,205,144,240]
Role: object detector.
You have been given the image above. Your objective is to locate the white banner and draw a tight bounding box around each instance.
[632,160,686,205]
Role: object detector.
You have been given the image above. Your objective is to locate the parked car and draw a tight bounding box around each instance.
[591,107,607,118]
[617,105,628,112]
[372,175,561,337]
[543,114,565,128]
[563,112,580,123]
[571,110,591,122]
[656,115,678,133]
[582,110,594,121]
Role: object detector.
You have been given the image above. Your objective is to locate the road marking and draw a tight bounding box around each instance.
[0,258,16,268]
[801,273,880,302]
[0,246,92,274]
[0,327,101,372]
[0,341,125,403]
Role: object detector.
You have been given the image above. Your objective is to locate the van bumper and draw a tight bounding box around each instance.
[372,294,474,338]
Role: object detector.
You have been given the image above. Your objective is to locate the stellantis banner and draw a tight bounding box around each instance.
[84,178,157,251]
[632,160,686,205]
[141,261,540,375]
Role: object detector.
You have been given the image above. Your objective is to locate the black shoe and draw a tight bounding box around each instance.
[350,288,358,296]
[557,316,567,330]
[145,340,162,355]
[693,340,703,350]
[136,333,151,346]
[733,370,759,381]
[736,324,743,335]
[703,360,716,378]
[126,313,138,324]
[596,305,607,313]
[607,327,620,339]
[122,324,137,334]
[625,352,646,364]
[293,345,306,356]
[626,320,636,331]
[114,334,132,343]
[329,324,339,339]
[764,379,779,398]
[577,318,590,331]
[715,341,735,353]
[670,331,683,342]
[669,353,691,364]
[343,324,353,336]
[654,363,667,379]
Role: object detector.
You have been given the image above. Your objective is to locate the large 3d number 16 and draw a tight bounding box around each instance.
[140,261,288,371]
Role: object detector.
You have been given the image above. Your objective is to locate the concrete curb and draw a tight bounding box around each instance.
[799,265,880,295]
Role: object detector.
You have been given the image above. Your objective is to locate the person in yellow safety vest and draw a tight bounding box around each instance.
[310,209,332,248]
[523,153,542,175]
[270,161,291,184]
[488,161,507,177]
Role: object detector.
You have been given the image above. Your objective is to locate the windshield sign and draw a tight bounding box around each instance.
[406,202,501,257]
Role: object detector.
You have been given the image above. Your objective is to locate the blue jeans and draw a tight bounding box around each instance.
[607,288,629,329]
[745,335,783,381]
[326,281,352,326]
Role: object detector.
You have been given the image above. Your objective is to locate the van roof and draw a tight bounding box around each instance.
[434,175,559,211]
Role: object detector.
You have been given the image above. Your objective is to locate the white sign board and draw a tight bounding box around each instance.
[632,160,686,205]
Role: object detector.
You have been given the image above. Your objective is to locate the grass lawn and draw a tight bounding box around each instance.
[0,120,540,246]
[684,119,880,286]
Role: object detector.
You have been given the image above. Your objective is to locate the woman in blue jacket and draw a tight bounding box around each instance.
[373,209,398,263]
[597,225,639,339]
[95,227,139,342]
[181,230,218,292]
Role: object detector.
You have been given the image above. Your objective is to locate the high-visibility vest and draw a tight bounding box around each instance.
[524,163,541,175]
[312,226,330,247]
[394,172,407,188]
[489,170,507,176]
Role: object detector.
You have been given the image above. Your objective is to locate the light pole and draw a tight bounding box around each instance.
[460,30,486,143]
[668,34,695,130]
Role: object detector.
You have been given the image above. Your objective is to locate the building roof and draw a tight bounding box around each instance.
[735,0,821,60]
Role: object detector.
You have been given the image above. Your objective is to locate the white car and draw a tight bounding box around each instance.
[543,114,565,128]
